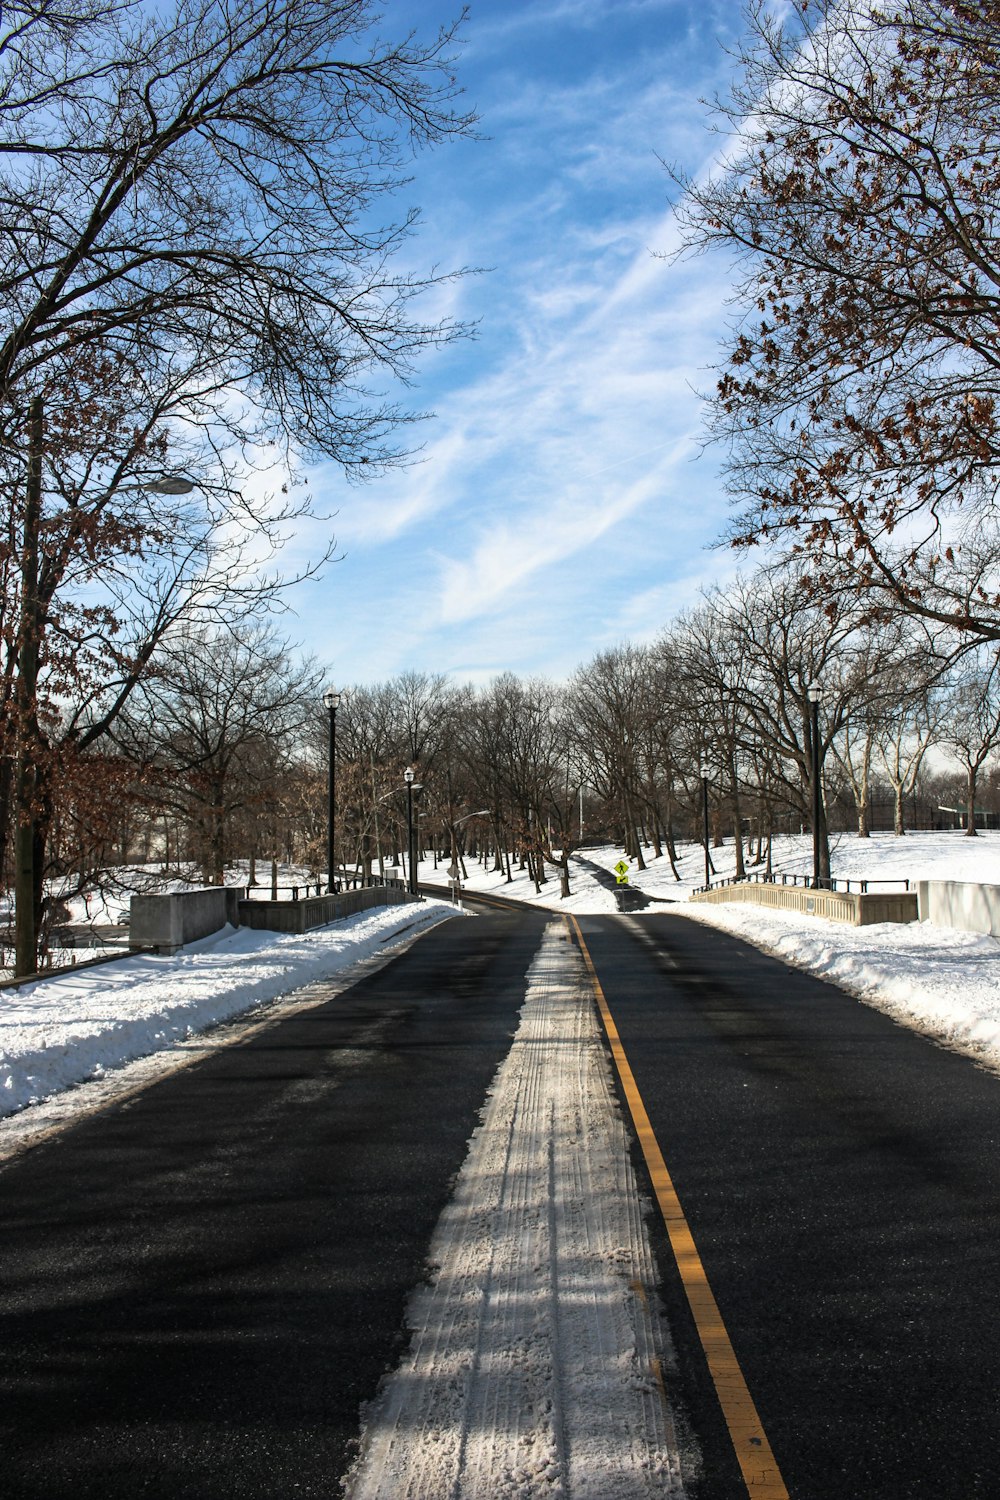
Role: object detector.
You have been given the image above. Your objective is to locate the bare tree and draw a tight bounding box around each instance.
[674,1,1000,642]
[0,0,473,460]
[117,623,322,883]
[938,649,1000,836]
[567,645,655,867]
[0,0,474,964]
[876,686,943,836]
[677,571,879,882]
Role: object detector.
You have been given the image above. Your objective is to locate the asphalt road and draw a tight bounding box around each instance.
[577,912,1000,1499]
[6,901,1000,1499]
[0,908,545,1499]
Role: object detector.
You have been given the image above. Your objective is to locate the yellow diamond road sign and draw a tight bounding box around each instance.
[613,859,630,884]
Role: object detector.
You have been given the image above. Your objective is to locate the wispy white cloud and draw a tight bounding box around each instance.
[291,1,747,683]
[436,438,693,625]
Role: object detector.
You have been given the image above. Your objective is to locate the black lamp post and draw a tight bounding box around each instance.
[404,766,416,895]
[323,686,341,892]
[807,682,822,889]
[699,760,711,887]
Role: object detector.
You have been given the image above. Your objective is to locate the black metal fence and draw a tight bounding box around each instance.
[241,874,405,902]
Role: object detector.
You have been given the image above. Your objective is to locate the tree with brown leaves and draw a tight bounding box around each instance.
[675,0,1000,642]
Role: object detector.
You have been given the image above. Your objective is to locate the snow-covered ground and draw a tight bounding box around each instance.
[4,832,1000,1136]
[0,901,456,1136]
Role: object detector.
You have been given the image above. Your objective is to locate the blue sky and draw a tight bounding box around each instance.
[288,0,752,687]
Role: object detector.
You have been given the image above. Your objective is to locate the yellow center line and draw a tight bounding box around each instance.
[567,914,790,1500]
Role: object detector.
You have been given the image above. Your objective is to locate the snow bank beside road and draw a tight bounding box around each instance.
[8,831,1000,1128]
[0,902,455,1119]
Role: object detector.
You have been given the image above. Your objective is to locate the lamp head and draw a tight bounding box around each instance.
[404,766,415,784]
[146,475,195,495]
[807,682,822,704]
[323,687,341,712]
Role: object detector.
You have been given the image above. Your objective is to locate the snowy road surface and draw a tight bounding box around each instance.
[345,922,685,1499]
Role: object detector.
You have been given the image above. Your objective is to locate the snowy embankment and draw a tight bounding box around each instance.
[345,923,685,1500]
[0,902,454,1124]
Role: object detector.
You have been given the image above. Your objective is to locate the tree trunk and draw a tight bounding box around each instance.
[664,815,681,880]
[14,396,44,976]
[208,790,226,884]
[817,787,832,880]
[856,766,872,837]
[729,757,746,880]
[966,766,979,836]
[893,783,906,836]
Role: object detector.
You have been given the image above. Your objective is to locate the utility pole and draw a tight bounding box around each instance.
[15,396,43,976]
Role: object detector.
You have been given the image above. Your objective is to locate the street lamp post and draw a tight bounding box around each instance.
[403,767,420,895]
[807,683,822,889]
[323,687,341,892]
[699,761,711,888]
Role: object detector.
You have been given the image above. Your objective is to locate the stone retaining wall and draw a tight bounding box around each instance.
[130,886,241,954]
[238,884,416,934]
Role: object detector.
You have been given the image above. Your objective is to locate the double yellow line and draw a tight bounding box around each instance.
[567,915,789,1500]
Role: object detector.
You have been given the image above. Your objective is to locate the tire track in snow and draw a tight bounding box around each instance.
[343,920,687,1499]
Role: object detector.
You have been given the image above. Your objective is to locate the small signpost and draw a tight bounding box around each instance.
[447,862,462,905]
[613,859,630,886]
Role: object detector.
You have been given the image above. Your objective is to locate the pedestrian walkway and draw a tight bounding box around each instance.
[572,853,653,911]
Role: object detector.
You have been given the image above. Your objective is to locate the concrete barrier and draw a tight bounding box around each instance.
[917,880,1000,937]
[130,886,241,954]
[130,881,417,953]
[238,884,417,934]
[690,882,918,926]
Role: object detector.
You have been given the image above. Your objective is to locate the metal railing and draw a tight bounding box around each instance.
[694,870,912,897]
[242,874,405,902]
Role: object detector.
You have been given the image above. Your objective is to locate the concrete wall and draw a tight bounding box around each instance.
[918,880,1000,937]
[131,883,416,952]
[238,884,416,934]
[130,886,241,954]
[691,882,918,926]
